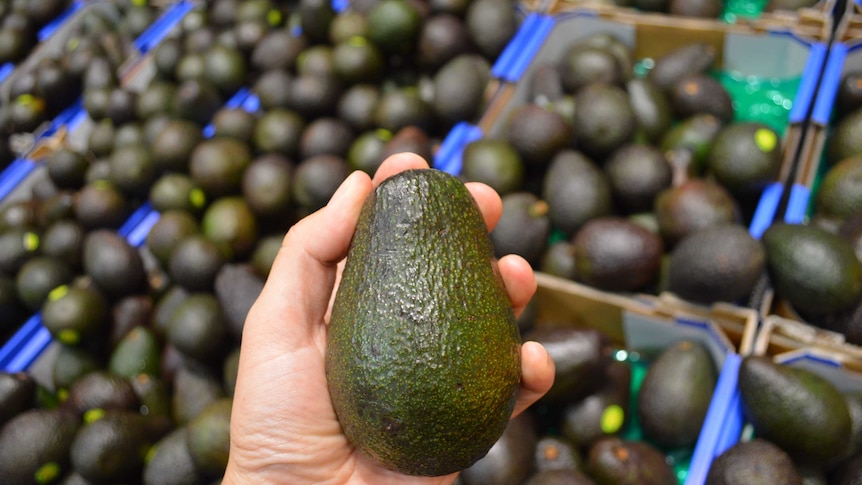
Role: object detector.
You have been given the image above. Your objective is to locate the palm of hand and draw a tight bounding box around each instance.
[223,154,554,485]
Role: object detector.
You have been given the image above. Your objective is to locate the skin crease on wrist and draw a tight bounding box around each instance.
[221,153,556,485]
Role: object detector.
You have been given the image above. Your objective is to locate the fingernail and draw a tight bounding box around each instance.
[328,171,361,206]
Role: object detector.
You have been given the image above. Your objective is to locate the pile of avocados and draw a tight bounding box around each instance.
[0,0,165,169]
[464,36,778,309]
[0,0,71,66]
[454,319,719,485]
[752,66,862,347]
[0,0,528,482]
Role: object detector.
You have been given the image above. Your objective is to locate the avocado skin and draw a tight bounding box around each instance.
[326,169,521,476]
[706,438,802,485]
[739,356,852,468]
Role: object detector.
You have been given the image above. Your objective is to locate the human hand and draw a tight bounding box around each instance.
[223,153,555,485]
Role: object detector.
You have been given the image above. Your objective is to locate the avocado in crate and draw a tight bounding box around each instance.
[442,13,819,310]
[459,273,756,485]
[697,315,862,484]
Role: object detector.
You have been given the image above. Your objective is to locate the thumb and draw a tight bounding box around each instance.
[241,170,373,354]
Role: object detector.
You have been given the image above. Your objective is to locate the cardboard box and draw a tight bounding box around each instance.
[532,272,757,484]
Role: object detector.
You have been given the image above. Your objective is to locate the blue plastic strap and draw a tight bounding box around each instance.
[0,314,44,371]
[784,184,810,224]
[811,43,848,126]
[0,63,14,84]
[748,182,782,240]
[789,42,826,124]
[432,122,483,175]
[0,159,38,203]
[127,210,161,247]
[37,0,84,42]
[331,0,350,12]
[4,324,52,372]
[505,15,556,83]
[684,354,742,485]
[242,93,260,113]
[133,0,195,54]
[491,14,540,81]
[714,389,745,455]
[781,352,842,367]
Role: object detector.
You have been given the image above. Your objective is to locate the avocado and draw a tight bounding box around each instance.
[332,37,385,85]
[708,122,782,198]
[587,437,676,485]
[836,71,862,120]
[816,156,862,220]
[214,264,265,341]
[168,293,229,363]
[542,150,613,236]
[187,397,232,477]
[297,45,335,78]
[524,326,611,405]
[202,197,259,259]
[150,119,203,174]
[149,174,207,215]
[190,138,253,198]
[417,14,472,70]
[83,230,146,299]
[65,370,139,417]
[300,117,355,160]
[572,217,664,292]
[527,469,597,485]
[560,46,625,94]
[831,451,862,485]
[146,210,200,267]
[827,106,862,165]
[380,126,435,164]
[211,107,257,144]
[762,223,862,317]
[242,154,294,218]
[654,179,740,247]
[329,10,368,44]
[136,81,177,121]
[41,220,85,269]
[0,372,35,426]
[535,435,585,473]
[561,360,631,450]
[739,356,852,467]
[47,149,90,190]
[287,72,344,119]
[292,154,350,215]
[41,285,109,346]
[173,78,224,126]
[647,43,717,93]
[638,340,715,448]
[250,30,308,72]
[373,87,435,134]
[70,409,168,483]
[0,408,80,485]
[460,412,537,485]
[668,224,765,304]
[338,84,382,132]
[15,255,74,311]
[506,104,572,168]
[108,326,161,379]
[326,169,521,476]
[129,373,171,420]
[670,73,734,124]
[172,363,225,426]
[0,226,40,274]
[706,438,802,485]
[253,69,293,110]
[465,0,517,60]
[108,144,157,198]
[110,294,154,348]
[74,182,130,230]
[491,192,551,267]
[366,0,423,56]
[433,54,491,126]
[143,427,206,485]
[253,108,306,158]
[604,144,673,214]
[572,83,636,159]
[461,138,525,196]
[168,235,227,293]
[627,78,673,143]
[251,235,282,279]
[540,241,578,280]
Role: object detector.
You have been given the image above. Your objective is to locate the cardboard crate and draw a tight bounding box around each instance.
[532,272,757,484]
[543,0,834,41]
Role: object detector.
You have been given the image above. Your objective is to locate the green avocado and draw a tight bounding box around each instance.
[326,169,521,476]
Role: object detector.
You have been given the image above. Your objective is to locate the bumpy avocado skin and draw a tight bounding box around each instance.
[326,169,522,476]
